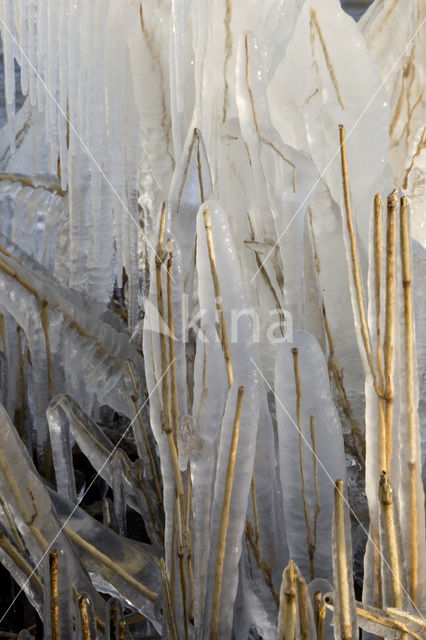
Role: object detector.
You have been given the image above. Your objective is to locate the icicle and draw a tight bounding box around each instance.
[168,127,212,292]
[46,396,77,503]
[111,452,127,537]
[1,0,16,153]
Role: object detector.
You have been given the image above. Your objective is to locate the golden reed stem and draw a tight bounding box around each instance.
[209,386,245,640]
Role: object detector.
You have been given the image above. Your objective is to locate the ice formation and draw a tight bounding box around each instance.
[0,0,425,638]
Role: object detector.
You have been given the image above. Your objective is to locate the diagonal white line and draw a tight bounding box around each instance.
[0,15,175,281]
[0,358,174,625]
[250,356,424,619]
[250,15,426,284]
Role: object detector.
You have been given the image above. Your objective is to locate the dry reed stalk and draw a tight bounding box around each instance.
[166,248,180,445]
[202,205,233,387]
[295,575,312,640]
[378,472,405,609]
[333,479,354,640]
[383,189,397,470]
[125,361,163,510]
[49,551,60,640]
[400,196,419,604]
[357,607,418,640]
[161,558,179,640]
[310,9,345,109]
[245,520,279,605]
[386,607,426,630]
[339,125,379,393]
[185,473,195,624]
[314,591,326,640]
[251,474,261,548]
[209,386,245,640]
[155,204,184,499]
[64,526,158,601]
[309,415,321,558]
[175,493,189,640]
[276,560,296,640]
[308,209,365,460]
[244,35,296,190]
[325,599,422,639]
[0,493,25,552]
[0,313,6,355]
[292,348,315,580]
[373,194,388,476]
[78,596,92,640]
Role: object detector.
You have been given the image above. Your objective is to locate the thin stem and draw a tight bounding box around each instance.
[209,386,245,640]
[202,205,234,387]
[49,551,60,640]
[334,479,353,640]
[292,348,315,580]
[383,189,397,470]
[339,125,379,394]
[400,196,419,604]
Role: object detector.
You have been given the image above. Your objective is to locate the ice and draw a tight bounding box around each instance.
[47,394,163,548]
[0,403,106,623]
[50,490,162,630]
[190,325,227,634]
[275,331,346,583]
[268,0,390,249]
[0,0,424,637]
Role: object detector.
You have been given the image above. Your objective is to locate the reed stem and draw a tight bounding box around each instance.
[400,196,419,604]
[209,386,245,640]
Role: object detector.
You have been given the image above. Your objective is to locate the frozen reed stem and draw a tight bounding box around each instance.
[0,447,48,552]
[202,205,233,387]
[78,596,91,640]
[333,479,355,640]
[295,574,312,640]
[0,493,25,551]
[49,551,60,640]
[276,560,296,640]
[245,520,279,605]
[64,527,158,601]
[386,608,426,630]
[339,125,379,394]
[378,472,404,609]
[310,9,345,109]
[310,414,321,561]
[325,600,422,639]
[244,35,296,190]
[292,348,315,580]
[373,194,387,475]
[383,189,397,470]
[400,196,418,604]
[125,361,163,511]
[175,494,189,640]
[161,558,179,640]
[0,531,43,594]
[155,204,184,499]
[209,386,245,640]
[185,474,194,624]
[166,246,179,444]
[314,591,326,640]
